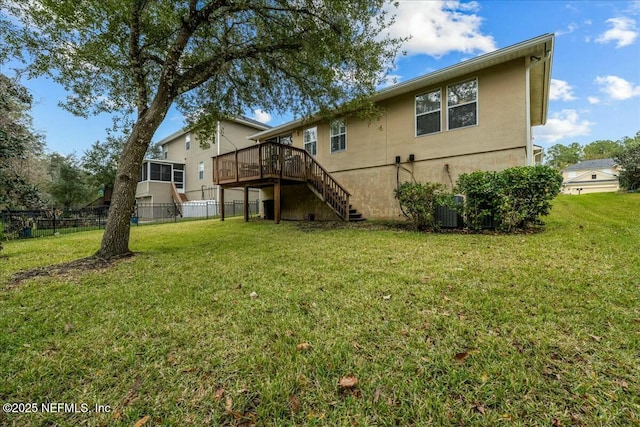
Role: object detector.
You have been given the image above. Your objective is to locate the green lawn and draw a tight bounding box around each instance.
[1,193,639,426]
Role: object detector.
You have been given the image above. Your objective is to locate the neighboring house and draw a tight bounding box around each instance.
[212,34,555,222]
[135,116,270,218]
[561,158,619,195]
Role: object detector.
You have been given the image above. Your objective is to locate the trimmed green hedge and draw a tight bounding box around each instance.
[396,165,563,233]
[455,165,563,232]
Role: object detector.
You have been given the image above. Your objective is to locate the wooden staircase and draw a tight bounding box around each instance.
[212,142,365,222]
[171,183,188,216]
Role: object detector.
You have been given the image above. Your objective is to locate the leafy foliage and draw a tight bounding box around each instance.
[394,182,453,231]
[81,136,126,193]
[456,165,563,232]
[545,131,639,170]
[48,154,94,208]
[582,139,623,160]
[615,144,640,191]
[545,142,583,170]
[0,73,45,210]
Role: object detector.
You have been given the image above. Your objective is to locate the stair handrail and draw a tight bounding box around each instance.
[170,183,184,215]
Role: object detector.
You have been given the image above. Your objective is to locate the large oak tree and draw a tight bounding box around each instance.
[1,0,400,257]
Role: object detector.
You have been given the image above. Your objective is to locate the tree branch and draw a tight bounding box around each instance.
[174,40,304,95]
[129,0,148,115]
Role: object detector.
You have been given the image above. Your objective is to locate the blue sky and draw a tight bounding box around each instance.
[4,0,640,156]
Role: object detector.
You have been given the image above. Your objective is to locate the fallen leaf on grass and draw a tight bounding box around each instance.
[454,352,469,363]
[214,388,225,400]
[589,334,602,342]
[133,416,150,427]
[353,341,363,350]
[551,418,562,426]
[296,342,311,352]
[471,402,486,415]
[338,375,358,389]
[249,291,258,299]
[64,323,73,333]
[373,387,381,403]
[288,394,301,413]
[382,294,391,300]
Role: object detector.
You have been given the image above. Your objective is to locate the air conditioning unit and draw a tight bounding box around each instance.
[436,195,463,228]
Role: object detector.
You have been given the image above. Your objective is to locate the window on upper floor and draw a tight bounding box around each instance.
[591,174,597,180]
[199,161,204,180]
[304,127,317,156]
[447,78,478,130]
[416,89,441,136]
[330,120,346,153]
[185,134,191,150]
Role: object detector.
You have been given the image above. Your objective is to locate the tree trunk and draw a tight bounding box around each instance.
[96,101,170,258]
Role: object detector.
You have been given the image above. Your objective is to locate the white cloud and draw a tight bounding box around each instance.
[252,109,272,124]
[384,0,496,57]
[550,79,577,101]
[556,23,578,36]
[588,96,600,104]
[595,75,640,100]
[595,17,638,47]
[535,109,594,143]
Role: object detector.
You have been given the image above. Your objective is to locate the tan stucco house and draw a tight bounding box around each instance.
[135,116,269,218]
[211,34,555,222]
[561,158,619,195]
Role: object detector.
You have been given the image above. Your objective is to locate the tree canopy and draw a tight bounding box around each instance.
[0,73,45,210]
[614,132,640,191]
[1,0,402,257]
[545,131,639,170]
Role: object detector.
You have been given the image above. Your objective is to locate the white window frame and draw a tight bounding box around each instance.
[415,89,442,137]
[330,120,347,153]
[303,127,317,156]
[198,160,204,180]
[447,78,478,130]
[185,134,191,150]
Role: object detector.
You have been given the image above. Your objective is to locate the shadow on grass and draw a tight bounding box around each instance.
[5,252,135,290]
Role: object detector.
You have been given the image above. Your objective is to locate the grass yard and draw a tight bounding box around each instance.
[1,193,639,426]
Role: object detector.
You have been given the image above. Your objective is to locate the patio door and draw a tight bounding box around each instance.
[173,168,185,193]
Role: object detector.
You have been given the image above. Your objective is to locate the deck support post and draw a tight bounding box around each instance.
[243,187,249,222]
[274,181,281,224]
[220,187,225,221]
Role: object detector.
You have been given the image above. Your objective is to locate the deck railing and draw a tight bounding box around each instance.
[212,142,350,220]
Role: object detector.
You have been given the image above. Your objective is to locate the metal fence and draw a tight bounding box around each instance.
[0,200,259,241]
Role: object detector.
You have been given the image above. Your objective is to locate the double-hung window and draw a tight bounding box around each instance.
[303,127,317,156]
[447,78,478,130]
[330,120,346,153]
[185,134,191,150]
[415,89,441,136]
[198,161,204,180]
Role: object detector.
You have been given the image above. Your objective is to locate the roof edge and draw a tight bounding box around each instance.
[250,33,555,140]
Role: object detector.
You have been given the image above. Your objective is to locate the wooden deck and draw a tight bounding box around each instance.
[212,142,351,222]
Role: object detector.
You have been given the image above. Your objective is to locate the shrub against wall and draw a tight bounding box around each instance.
[456,165,563,232]
[394,182,453,231]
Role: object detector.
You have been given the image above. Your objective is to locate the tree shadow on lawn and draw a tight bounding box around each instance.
[5,252,134,290]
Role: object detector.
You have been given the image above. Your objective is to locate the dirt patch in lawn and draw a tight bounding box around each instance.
[5,253,134,289]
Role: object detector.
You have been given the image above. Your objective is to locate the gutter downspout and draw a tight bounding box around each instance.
[525,56,532,166]
[216,120,221,202]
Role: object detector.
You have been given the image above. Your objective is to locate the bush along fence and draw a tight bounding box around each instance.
[396,165,563,232]
[0,200,259,241]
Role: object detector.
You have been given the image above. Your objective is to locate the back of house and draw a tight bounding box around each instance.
[241,34,554,220]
